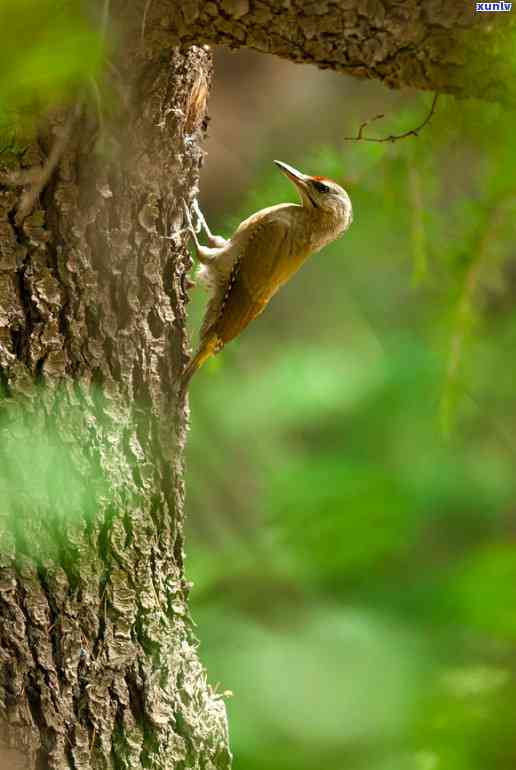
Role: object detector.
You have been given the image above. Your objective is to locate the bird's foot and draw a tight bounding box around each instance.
[182,199,198,236]
[192,198,228,249]
[191,198,207,235]
[182,199,225,264]
[184,275,196,290]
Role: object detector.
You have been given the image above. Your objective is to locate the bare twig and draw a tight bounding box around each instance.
[141,0,154,50]
[344,93,439,143]
[101,0,110,41]
[346,113,386,141]
[15,103,81,223]
[89,76,104,135]
[0,167,43,188]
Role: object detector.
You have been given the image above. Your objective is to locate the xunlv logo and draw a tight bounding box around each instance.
[476,1,512,9]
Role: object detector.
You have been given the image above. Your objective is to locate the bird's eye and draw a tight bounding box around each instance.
[313,180,330,194]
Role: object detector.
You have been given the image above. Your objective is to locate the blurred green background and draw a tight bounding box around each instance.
[2,4,516,768]
[186,50,516,770]
[0,0,102,159]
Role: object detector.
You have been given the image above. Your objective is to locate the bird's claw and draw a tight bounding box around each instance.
[184,276,196,290]
[183,198,204,235]
[191,198,208,234]
[182,199,195,235]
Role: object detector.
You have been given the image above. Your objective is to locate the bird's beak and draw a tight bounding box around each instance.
[274,160,310,188]
[274,159,315,206]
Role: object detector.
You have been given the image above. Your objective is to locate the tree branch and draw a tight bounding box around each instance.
[343,93,439,143]
[150,0,516,104]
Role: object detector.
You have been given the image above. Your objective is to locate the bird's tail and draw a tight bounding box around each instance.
[180,335,219,396]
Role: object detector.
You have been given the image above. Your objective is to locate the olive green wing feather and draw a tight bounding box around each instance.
[210,217,290,347]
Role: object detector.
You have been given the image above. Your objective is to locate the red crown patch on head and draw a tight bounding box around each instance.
[312,175,334,183]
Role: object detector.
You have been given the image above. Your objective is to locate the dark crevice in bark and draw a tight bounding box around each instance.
[140,720,161,770]
[110,708,126,770]
[0,366,11,397]
[7,206,36,367]
[25,676,46,733]
[35,567,64,687]
[25,681,49,770]
[97,507,116,571]
[10,327,24,359]
[63,743,76,770]
[2,661,18,708]
[34,355,48,384]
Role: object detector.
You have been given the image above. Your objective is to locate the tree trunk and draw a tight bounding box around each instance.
[0,28,230,770]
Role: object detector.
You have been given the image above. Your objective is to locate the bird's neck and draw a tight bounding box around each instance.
[305,206,345,252]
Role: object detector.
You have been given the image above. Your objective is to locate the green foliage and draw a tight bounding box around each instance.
[186,93,516,769]
[0,106,33,165]
[0,0,102,155]
[451,545,516,640]
[0,0,102,108]
[0,386,109,568]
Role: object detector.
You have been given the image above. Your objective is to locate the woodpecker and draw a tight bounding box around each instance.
[182,160,353,388]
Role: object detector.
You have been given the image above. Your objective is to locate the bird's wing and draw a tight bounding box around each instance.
[207,216,290,347]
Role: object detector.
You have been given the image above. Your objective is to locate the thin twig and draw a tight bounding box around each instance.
[141,0,154,50]
[344,93,439,143]
[14,102,81,224]
[88,0,109,132]
[101,0,110,41]
[89,76,104,135]
[347,113,385,141]
[0,167,43,187]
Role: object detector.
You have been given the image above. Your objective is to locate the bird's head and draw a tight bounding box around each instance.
[274,159,353,232]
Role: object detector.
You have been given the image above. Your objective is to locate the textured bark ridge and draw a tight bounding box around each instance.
[0,37,230,770]
[153,0,516,104]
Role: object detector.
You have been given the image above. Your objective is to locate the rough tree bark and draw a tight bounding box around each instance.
[0,20,229,770]
[0,1,512,769]
[158,0,516,104]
